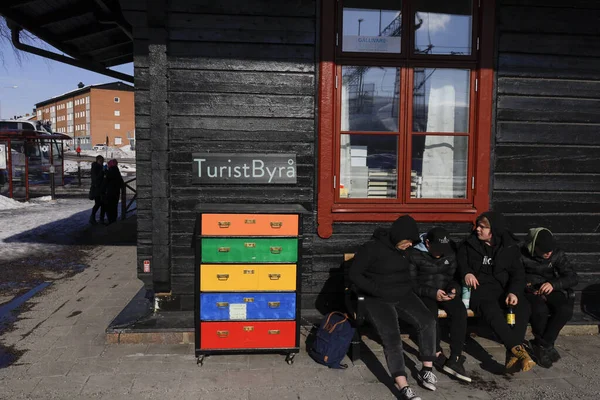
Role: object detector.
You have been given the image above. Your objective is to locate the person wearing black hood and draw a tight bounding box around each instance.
[457,211,535,373]
[521,227,578,368]
[350,215,437,400]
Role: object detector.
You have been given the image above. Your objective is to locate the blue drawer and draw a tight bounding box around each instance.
[200,292,296,321]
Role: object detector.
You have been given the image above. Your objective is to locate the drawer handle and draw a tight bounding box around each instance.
[218,221,231,228]
[216,302,229,308]
[243,326,254,332]
[269,273,281,280]
[217,274,229,281]
[243,297,254,303]
[218,247,230,253]
[268,301,280,308]
[244,242,256,248]
[270,246,282,254]
[270,222,283,228]
[217,330,229,338]
[268,330,280,335]
[245,219,256,224]
[243,269,255,275]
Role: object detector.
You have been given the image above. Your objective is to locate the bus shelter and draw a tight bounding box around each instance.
[0,128,70,200]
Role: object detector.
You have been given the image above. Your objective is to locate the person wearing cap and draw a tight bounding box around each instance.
[457,211,535,373]
[521,227,578,368]
[408,227,471,383]
[350,215,438,400]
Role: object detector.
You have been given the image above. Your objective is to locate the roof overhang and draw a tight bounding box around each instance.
[0,0,133,83]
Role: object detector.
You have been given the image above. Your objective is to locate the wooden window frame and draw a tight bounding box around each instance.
[317,0,495,238]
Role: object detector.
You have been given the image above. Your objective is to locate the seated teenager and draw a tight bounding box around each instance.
[350,215,437,400]
[409,227,471,383]
[521,228,578,368]
[457,211,535,372]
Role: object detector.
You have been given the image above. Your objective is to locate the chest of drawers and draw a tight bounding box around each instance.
[194,204,306,366]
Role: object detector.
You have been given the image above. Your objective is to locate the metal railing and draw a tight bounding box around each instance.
[121,177,137,220]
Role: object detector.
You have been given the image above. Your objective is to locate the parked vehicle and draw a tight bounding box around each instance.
[93,144,107,151]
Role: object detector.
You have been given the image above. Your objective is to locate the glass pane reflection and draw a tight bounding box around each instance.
[342,66,400,132]
[340,134,398,199]
[343,1,402,53]
[411,135,468,198]
[413,68,470,133]
[414,0,472,55]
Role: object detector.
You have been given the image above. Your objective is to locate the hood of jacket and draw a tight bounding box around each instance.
[389,215,421,245]
[525,227,553,257]
[372,227,396,250]
[413,233,429,253]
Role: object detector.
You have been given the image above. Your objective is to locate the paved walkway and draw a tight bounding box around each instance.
[1,244,600,400]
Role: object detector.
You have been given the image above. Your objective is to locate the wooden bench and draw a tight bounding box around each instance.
[343,253,475,362]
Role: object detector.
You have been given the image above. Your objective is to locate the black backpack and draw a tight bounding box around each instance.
[308,312,355,369]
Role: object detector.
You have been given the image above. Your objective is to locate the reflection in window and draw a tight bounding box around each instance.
[342,67,400,132]
[413,68,470,132]
[414,0,472,55]
[340,134,397,199]
[411,135,467,198]
[342,0,402,53]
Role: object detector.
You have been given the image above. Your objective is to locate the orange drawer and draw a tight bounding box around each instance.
[200,321,296,349]
[201,214,298,236]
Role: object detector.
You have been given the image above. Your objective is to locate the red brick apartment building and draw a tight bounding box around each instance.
[35,82,134,149]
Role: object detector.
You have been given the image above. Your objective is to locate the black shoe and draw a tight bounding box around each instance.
[417,369,437,391]
[547,346,561,363]
[443,355,472,383]
[398,386,422,400]
[433,352,447,370]
[532,344,553,368]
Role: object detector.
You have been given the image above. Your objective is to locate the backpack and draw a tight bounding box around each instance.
[308,311,355,369]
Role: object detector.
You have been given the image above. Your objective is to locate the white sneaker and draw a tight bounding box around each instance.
[399,385,422,400]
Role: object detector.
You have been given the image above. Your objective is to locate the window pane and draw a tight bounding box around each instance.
[411,135,468,199]
[340,134,398,199]
[342,66,400,132]
[413,68,470,132]
[414,0,472,55]
[342,1,402,53]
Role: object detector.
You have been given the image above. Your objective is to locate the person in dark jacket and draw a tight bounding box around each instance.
[521,227,577,368]
[409,227,471,383]
[89,155,105,225]
[101,159,124,224]
[350,215,437,400]
[457,211,535,373]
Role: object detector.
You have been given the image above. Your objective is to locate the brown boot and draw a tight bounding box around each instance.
[506,345,536,372]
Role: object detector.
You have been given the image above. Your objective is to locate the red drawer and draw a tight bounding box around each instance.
[200,321,295,350]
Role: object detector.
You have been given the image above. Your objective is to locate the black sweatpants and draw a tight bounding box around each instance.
[91,196,105,221]
[420,295,468,358]
[475,294,530,351]
[364,292,437,379]
[525,291,573,347]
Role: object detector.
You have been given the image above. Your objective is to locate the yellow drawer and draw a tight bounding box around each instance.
[201,264,297,292]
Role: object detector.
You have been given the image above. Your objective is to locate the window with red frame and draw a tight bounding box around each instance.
[317,0,495,237]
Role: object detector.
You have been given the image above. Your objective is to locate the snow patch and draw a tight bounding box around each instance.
[0,195,32,210]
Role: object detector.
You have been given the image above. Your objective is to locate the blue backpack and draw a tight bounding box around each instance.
[308,312,355,369]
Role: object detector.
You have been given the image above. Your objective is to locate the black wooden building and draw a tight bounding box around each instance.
[3,0,598,323]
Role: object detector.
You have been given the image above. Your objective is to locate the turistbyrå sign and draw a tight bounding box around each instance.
[192,153,297,184]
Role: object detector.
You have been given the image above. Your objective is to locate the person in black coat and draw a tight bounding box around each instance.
[101,159,124,224]
[408,227,470,383]
[521,228,578,367]
[349,215,438,400]
[89,155,105,225]
[457,211,535,373]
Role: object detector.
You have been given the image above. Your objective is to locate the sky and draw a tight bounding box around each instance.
[0,38,133,120]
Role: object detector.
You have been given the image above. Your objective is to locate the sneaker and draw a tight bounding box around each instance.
[417,369,438,391]
[433,352,447,370]
[532,344,553,368]
[399,386,422,400]
[547,346,561,363]
[506,344,536,372]
[443,355,472,382]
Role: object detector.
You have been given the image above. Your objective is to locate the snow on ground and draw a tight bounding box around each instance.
[64,159,136,174]
[0,197,93,261]
[66,145,135,160]
[0,195,34,210]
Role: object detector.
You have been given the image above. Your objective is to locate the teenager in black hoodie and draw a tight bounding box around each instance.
[457,211,535,372]
[350,215,437,400]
